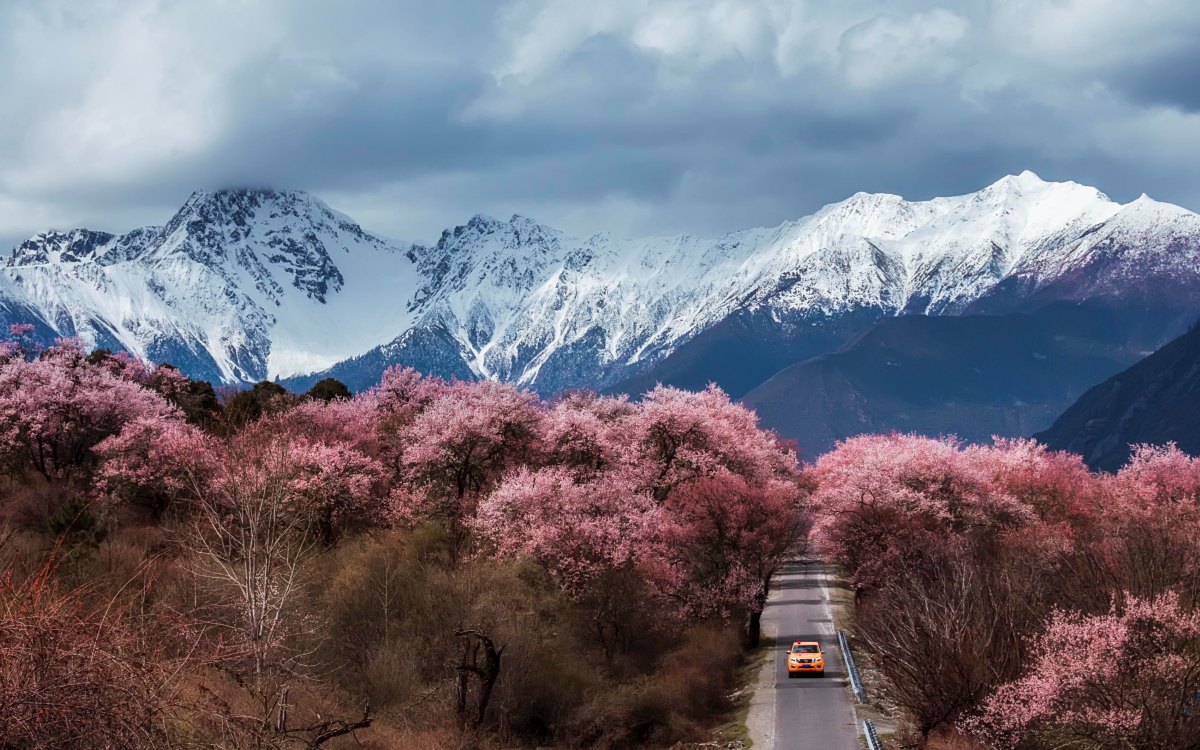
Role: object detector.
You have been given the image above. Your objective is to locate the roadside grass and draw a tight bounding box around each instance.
[685,630,774,749]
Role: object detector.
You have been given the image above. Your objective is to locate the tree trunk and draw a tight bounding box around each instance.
[745,608,762,649]
[454,629,505,730]
[744,580,769,649]
[455,639,472,728]
[275,687,289,733]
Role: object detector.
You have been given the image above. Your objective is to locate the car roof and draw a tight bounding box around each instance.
[792,641,821,647]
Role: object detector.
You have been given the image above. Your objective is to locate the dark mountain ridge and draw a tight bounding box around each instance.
[741,299,1179,459]
[1035,320,1200,471]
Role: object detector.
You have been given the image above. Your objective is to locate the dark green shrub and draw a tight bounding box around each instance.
[306,377,352,402]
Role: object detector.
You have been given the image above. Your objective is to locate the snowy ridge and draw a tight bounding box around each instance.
[2,189,420,383]
[2,172,1198,391]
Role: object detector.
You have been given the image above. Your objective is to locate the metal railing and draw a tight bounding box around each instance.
[863,718,883,750]
[838,629,865,703]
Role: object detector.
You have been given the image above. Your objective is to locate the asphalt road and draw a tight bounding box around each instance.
[764,559,859,750]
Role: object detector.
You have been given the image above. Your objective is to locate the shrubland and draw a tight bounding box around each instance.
[0,326,808,749]
[810,434,1200,749]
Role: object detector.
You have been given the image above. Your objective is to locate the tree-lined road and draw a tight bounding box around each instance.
[760,559,859,749]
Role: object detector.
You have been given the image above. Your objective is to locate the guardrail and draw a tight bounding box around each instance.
[863,718,883,750]
[838,629,865,703]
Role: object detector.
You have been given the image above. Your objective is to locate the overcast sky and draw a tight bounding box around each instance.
[1,0,1198,247]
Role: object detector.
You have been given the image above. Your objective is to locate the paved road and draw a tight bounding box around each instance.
[763,558,859,749]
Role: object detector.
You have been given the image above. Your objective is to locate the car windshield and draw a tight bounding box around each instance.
[791,645,819,654]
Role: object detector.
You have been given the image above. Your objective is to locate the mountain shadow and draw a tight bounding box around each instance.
[741,300,1181,460]
[1035,320,1200,471]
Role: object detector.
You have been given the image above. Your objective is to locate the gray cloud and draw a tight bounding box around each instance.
[1108,46,1200,112]
[1,0,1198,249]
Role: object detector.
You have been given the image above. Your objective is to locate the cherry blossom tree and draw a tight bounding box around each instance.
[483,383,808,641]
[967,437,1098,525]
[475,466,655,595]
[374,365,445,426]
[278,393,382,456]
[1086,443,1200,607]
[475,465,656,656]
[809,434,1034,592]
[283,433,386,545]
[87,349,184,394]
[390,380,542,556]
[0,339,180,484]
[630,384,789,503]
[96,416,218,516]
[372,365,446,473]
[98,405,386,539]
[2,323,39,361]
[799,436,1200,745]
[1110,442,1200,508]
[969,592,1200,749]
[646,470,807,643]
[541,391,634,480]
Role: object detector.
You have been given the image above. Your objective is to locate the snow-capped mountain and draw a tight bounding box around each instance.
[2,172,1198,394]
[2,190,420,383]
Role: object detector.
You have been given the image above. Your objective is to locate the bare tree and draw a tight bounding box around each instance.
[854,547,1038,741]
[181,435,373,748]
[184,436,315,679]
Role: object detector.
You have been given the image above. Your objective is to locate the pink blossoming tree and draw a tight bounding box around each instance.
[390,380,542,556]
[970,592,1200,749]
[0,339,180,484]
[646,470,807,644]
[95,416,217,516]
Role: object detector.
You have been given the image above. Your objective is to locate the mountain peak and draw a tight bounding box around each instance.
[153,188,372,255]
[177,187,331,218]
[439,214,562,253]
[981,171,1107,199]
[136,187,400,310]
[1115,192,1196,219]
[467,213,503,230]
[7,228,117,267]
[957,172,1117,241]
[983,170,1048,196]
[195,186,310,200]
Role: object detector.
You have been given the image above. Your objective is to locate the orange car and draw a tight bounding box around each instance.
[787,641,825,677]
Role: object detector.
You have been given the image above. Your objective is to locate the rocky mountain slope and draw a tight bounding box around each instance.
[1035,321,1200,471]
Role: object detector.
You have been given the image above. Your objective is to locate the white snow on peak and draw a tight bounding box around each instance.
[1,174,1196,389]
[2,189,420,382]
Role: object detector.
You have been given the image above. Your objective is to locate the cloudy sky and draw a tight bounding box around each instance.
[1,0,1198,247]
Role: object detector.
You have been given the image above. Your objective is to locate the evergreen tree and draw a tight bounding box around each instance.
[306,377,352,402]
[223,381,293,428]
